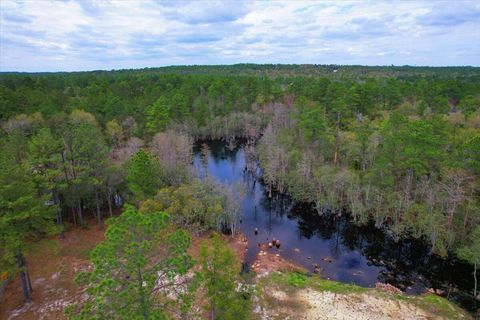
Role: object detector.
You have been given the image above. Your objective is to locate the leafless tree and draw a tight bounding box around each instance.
[151,130,193,168]
[440,168,476,233]
[200,143,210,177]
[110,137,144,164]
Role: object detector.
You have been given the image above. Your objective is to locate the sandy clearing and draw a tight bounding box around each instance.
[298,289,436,320]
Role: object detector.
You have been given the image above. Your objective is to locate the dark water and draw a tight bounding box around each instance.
[193,140,477,313]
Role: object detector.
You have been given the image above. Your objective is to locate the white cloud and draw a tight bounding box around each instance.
[0,0,479,71]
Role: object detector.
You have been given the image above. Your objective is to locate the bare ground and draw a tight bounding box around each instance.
[251,242,307,276]
[256,287,471,320]
[299,289,436,320]
[250,249,472,320]
[0,225,248,320]
[0,222,105,320]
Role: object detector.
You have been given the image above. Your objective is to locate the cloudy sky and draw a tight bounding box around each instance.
[1,0,479,71]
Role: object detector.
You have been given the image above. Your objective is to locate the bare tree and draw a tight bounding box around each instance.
[440,168,476,233]
[200,143,210,178]
[151,130,193,167]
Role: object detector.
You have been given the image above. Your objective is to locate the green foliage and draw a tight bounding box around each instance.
[170,92,190,120]
[198,233,250,320]
[414,294,471,320]
[463,134,480,174]
[375,113,448,177]
[126,149,163,201]
[458,95,480,115]
[69,205,194,320]
[105,119,124,147]
[399,118,447,175]
[146,96,170,134]
[267,272,367,294]
[0,146,57,274]
[141,179,241,234]
[62,119,109,221]
[286,272,308,287]
[297,104,327,143]
[457,225,480,266]
[28,127,64,190]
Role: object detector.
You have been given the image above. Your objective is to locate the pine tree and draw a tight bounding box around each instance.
[126,149,162,200]
[0,148,57,301]
[69,205,194,319]
[198,233,250,320]
[146,96,170,134]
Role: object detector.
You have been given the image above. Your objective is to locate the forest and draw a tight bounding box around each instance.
[1,64,480,318]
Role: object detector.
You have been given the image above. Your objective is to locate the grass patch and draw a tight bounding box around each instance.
[394,294,408,301]
[286,272,308,288]
[265,271,367,294]
[413,294,470,320]
[310,278,367,294]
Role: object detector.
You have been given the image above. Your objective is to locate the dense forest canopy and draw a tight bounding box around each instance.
[1,64,480,317]
[1,64,480,124]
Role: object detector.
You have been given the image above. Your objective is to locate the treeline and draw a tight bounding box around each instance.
[1,66,479,132]
[1,65,480,313]
[3,63,480,78]
[143,64,480,78]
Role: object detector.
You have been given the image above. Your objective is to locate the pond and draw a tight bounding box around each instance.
[193,140,477,312]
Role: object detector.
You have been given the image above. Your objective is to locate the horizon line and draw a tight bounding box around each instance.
[1,63,479,74]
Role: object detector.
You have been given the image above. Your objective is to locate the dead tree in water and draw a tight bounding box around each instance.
[200,143,210,178]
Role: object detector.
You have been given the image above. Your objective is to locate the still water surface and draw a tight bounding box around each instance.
[193,140,476,312]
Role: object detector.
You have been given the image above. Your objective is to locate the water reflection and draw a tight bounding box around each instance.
[193,140,477,312]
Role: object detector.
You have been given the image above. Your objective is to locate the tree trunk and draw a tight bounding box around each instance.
[474,263,477,300]
[53,190,64,238]
[77,200,84,228]
[462,209,469,241]
[107,190,113,218]
[17,254,32,302]
[95,189,101,226]
[72,207,77,226]
[333,112,340,166]
[19,271,30,302]
[137,269,149,320]
[26,264,33,293]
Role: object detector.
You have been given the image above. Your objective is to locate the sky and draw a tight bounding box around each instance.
[0,0,479,72]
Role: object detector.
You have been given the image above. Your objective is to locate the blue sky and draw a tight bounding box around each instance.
[1,0,479,71]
